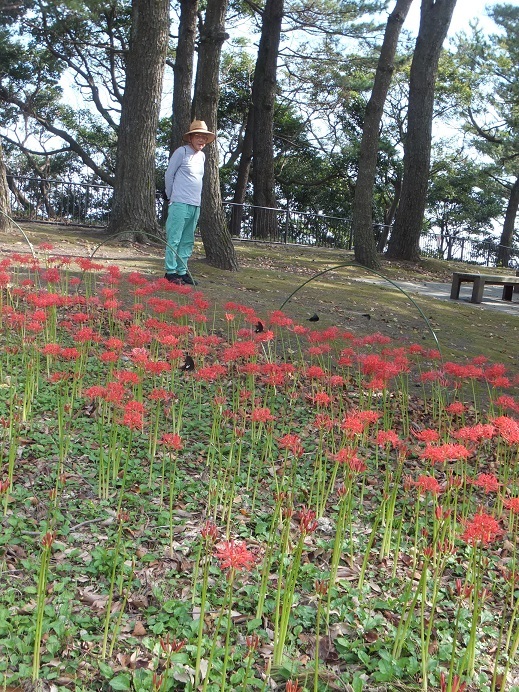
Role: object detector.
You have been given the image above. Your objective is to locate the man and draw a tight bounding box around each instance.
[164,120,215,284]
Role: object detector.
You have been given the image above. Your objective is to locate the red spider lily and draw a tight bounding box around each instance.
[305,365,327,380]
[502,497,519,514]
[114,370,141,385]
[492,416,519,445]
[355,332,391,346]
[200,521,218,543]
[41,268,61,283]
[413,428,440,442]
[117,511,130,524]
[484,363,507,379]
[334,447,366,473]
[251,407,274,423]
[420,370,448,385]
[376,429,401,448]
[435,505,451,521]
[311,391,331,407]
[149,388,170,401]
[313,413,334,430]
[215,540,256,572]
[160,634,186,653]
[414,475,443,495]
[75,257,104,271]
[470,473,499,493]
[454,578,474,600]
[223,340,258,362]
[194,364,227,382]
[297,506,318,535]
[453,423,495,443]
[268,310,293,327]
[494,395,519,413]
[408,343,426,355]
[151,672,163,691]
[41,531,56,548]
[278,433,304,457]
[315,579,328,596]
[461,511,503,546]
[161,433,183,451]
[307,345,331,357]
[285,681,302,692]
[445,401,466,416]
[420,443,470,465]
[246,633,261,651]
[440,672,467,692]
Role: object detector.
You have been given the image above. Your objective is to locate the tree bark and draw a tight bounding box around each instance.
[386,0,457,261]
[0,141,11,232]
[251,0,284,239]
[497,173,519,267]
[106,0,169,242]
[352,0,413,269]
[170,0,198,155]
[230,106,254,237]
[195,0,239,271]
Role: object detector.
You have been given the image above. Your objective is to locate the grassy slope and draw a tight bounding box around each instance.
[1,222,518,372]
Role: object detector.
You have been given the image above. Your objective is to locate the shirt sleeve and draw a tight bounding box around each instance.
[165,147,185,200]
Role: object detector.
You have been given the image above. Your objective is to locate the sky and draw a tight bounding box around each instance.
[404,0,502,39]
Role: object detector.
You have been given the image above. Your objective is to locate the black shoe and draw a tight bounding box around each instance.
[164,272,182,283]
[178,273,198,285]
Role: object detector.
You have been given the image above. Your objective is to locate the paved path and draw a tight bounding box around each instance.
[357,278,519,316]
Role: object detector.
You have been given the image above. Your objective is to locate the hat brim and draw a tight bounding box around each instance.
[183,129,216,143]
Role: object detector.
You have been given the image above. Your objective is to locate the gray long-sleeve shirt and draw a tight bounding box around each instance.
[165,144,205,207]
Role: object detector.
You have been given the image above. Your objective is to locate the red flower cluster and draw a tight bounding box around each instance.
[215,540,256,572]
[461,511,503,546]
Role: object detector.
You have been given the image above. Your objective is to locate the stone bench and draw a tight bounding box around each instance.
[450,271,519,304]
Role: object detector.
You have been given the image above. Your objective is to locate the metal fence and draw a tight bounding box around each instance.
[224,202,353,248]
[6,175,518,267]
[7,175,113,226]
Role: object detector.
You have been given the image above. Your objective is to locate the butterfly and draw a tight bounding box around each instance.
[179,354,195,371]
[307,313,319,322]
[254,320,264,333]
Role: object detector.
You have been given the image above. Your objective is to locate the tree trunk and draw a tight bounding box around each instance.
[352,0,413,269]
[251,0,284,240]
[497,173,519,267]
[230,106,254,237]
[170,0,198,155]
[195,0,239,271]
[386,0,457,261]
[0,142,11,232]
[106,0,169,242]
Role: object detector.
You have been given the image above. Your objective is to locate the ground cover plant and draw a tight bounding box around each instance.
[0,246,519,691]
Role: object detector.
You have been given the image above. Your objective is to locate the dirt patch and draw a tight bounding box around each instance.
[2,221,518,374]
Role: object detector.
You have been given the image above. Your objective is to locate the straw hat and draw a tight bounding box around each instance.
[183,120,216,143]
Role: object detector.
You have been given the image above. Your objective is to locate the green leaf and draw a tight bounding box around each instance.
[247,617,262,632]
[109,674,131,690]
[98,662,114,679]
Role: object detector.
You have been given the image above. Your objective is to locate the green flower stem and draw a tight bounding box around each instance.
[274,533,305,665]
[101,518,125,660]
[32,536,53,681]
[108,557,135,658]
[202,570,236,692]
[256,495,284,619]
[194,545,213,688]
[392,557,430,660]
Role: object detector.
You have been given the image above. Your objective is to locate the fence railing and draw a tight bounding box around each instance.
[7,175,113,226]
[6,175,518,268]
[223,202,353,248]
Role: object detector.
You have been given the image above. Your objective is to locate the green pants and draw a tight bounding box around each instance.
[165,202,200,274]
